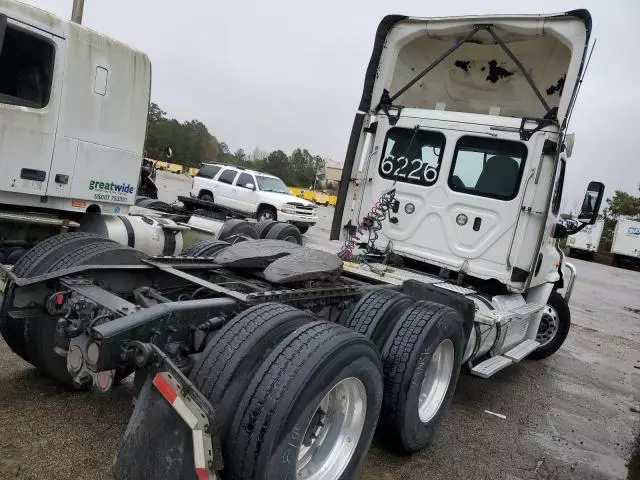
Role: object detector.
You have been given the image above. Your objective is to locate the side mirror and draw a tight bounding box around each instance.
[577,181,604,224]
[245,183,255,190]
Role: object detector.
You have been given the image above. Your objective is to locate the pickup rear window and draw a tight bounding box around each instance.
[0,25,55,109]
[197,165,221,179]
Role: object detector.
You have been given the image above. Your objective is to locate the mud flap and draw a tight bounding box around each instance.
[113,347,222,480]
[113,374,196,480]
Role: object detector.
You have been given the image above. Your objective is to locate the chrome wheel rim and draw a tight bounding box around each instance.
[297,377,367,480]
[537,305,559,347]
[418,339,455,424]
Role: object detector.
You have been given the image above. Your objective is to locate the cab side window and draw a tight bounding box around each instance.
[217,168,237,185]
[448,136,527,200]
[0,25,55,108]
[236,173,255,189]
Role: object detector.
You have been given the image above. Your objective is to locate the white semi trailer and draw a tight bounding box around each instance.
[611,219,640,268]
[568,219,604,259]
[0,6,603,480]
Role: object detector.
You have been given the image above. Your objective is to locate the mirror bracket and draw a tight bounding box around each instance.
[553,221,588,239]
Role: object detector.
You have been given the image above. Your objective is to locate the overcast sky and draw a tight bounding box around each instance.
[21,0,640,209]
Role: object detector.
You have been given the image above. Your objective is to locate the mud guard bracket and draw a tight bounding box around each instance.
[113,343,222,480]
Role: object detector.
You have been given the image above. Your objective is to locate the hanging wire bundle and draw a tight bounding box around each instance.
[338,188,396,261]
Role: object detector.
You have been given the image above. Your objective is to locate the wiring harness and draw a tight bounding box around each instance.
[338,188,396,261]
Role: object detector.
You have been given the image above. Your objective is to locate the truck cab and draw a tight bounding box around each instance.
[0,0,150,217]
[332,11,604,375]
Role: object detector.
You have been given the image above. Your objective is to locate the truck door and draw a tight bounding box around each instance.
[359,116,533,283]
[0,18,64,196]
[233,172,258,214]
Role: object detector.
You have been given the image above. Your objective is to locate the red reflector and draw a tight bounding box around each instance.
[56,294,64,305]
[195,468,209,480]
[153,374,177,404]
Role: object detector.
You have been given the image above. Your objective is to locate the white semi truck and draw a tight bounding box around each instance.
[0,0,277,261]
[0,0,151,258]
[1,5,602,480]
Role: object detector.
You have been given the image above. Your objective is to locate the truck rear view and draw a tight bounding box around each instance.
[0,6,607,480]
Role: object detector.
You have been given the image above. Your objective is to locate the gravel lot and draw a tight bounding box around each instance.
[1,171,638,480]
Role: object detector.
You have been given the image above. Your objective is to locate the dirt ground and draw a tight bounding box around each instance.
[0,171,639,480]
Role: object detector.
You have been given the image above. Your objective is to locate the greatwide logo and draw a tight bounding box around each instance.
[89,180,135,194]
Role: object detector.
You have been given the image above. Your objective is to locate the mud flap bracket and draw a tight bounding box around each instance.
[116,342,223,480]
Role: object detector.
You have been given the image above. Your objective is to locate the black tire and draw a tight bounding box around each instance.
[190,303,315,441]
[528,290,571,360]
[255,220,278,239]
[218,219,258,243]
[298,225,309,235]
[257,206,277,222]
[2,233,116,364]
[226,321,383,480]
[265,222,303,245]
[11,232,115,278]
[340,289,414,350]
[6,248,26,264]
[136,198,171,210]
[3,239,147,386]
[181,239,230,257]
[199,191,214,203]
[45,242,147,273]
[379,301,465,453]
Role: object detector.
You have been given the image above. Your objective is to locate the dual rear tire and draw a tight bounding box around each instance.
[190,303,383,480]
[340,289,465,453]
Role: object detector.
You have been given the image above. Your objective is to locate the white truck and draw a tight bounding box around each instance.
[191,163,318,233]
[1,7,603,480]
[567,219,604,259]
[0,0,152,260]
[0,0,276,261]
[611,218,640,268]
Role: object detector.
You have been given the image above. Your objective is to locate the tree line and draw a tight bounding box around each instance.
[144,103,334,190]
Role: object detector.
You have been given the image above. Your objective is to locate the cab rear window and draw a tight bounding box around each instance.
[448,136,527,200]
[378,128,445,187]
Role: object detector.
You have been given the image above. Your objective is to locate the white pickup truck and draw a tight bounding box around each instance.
[191,163,318,233]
